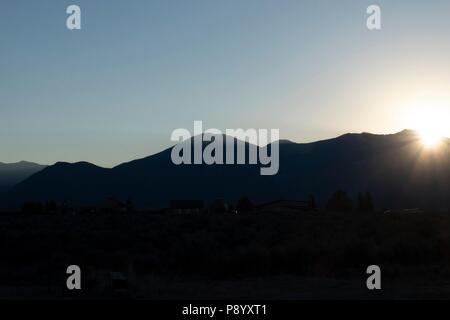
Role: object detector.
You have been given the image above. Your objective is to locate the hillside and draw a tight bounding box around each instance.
[0,161,46,193]
[3,130,450,209]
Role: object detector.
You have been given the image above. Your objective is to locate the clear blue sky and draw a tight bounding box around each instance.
[1,0,450,166]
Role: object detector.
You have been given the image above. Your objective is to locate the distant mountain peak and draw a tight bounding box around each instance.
[0,161,46,167]
[0,161,47,193]
[277,139,296,145]
[54,161,92,166]
[51,161,107,170]
[334,129,421,139]
[397,129,420,136]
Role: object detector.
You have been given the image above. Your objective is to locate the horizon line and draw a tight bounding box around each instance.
[1,128,448,168]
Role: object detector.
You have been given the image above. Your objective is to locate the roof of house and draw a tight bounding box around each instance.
[170,200,204,210]
[97,197,125,210]
[257,200,310,210]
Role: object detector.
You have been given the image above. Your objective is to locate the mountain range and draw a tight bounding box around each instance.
[1,130,449,210]
[0,161,46,193]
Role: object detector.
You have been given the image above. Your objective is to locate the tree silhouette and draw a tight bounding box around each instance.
[365,192,374,212]
[236,196,254,212]
[357,191,374,212]
[22,201,44,214]
[326,190,353,212]
[308,194,317,210]
[357,192,365,212]
[210,199,228,214]
[125,198,134,213]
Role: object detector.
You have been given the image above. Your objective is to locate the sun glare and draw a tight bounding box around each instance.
[403,102,449,148]
[419,127,443,146]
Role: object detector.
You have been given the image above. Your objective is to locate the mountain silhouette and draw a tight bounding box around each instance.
[3,130,450,210]
[0,161,46,193]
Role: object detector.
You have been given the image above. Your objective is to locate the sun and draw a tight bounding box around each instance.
[418,127,443,146]
[404,103,449,147]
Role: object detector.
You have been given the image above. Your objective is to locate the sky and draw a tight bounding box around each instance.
[1,0,450,166]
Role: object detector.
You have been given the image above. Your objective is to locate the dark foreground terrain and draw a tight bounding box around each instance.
[1,210,450,299]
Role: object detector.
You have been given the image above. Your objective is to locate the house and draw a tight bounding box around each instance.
[96,197,126,214]
[108,272,129,295]
[256,200,312,213]
[209,198,230,214]
[383,208,424,214]
[169,200,204,214]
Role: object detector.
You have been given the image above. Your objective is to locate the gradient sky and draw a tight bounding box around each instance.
[1,0,450,166]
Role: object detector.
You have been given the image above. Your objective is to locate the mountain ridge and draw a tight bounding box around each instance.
[2,130,450,210]
[0,161,47,193]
